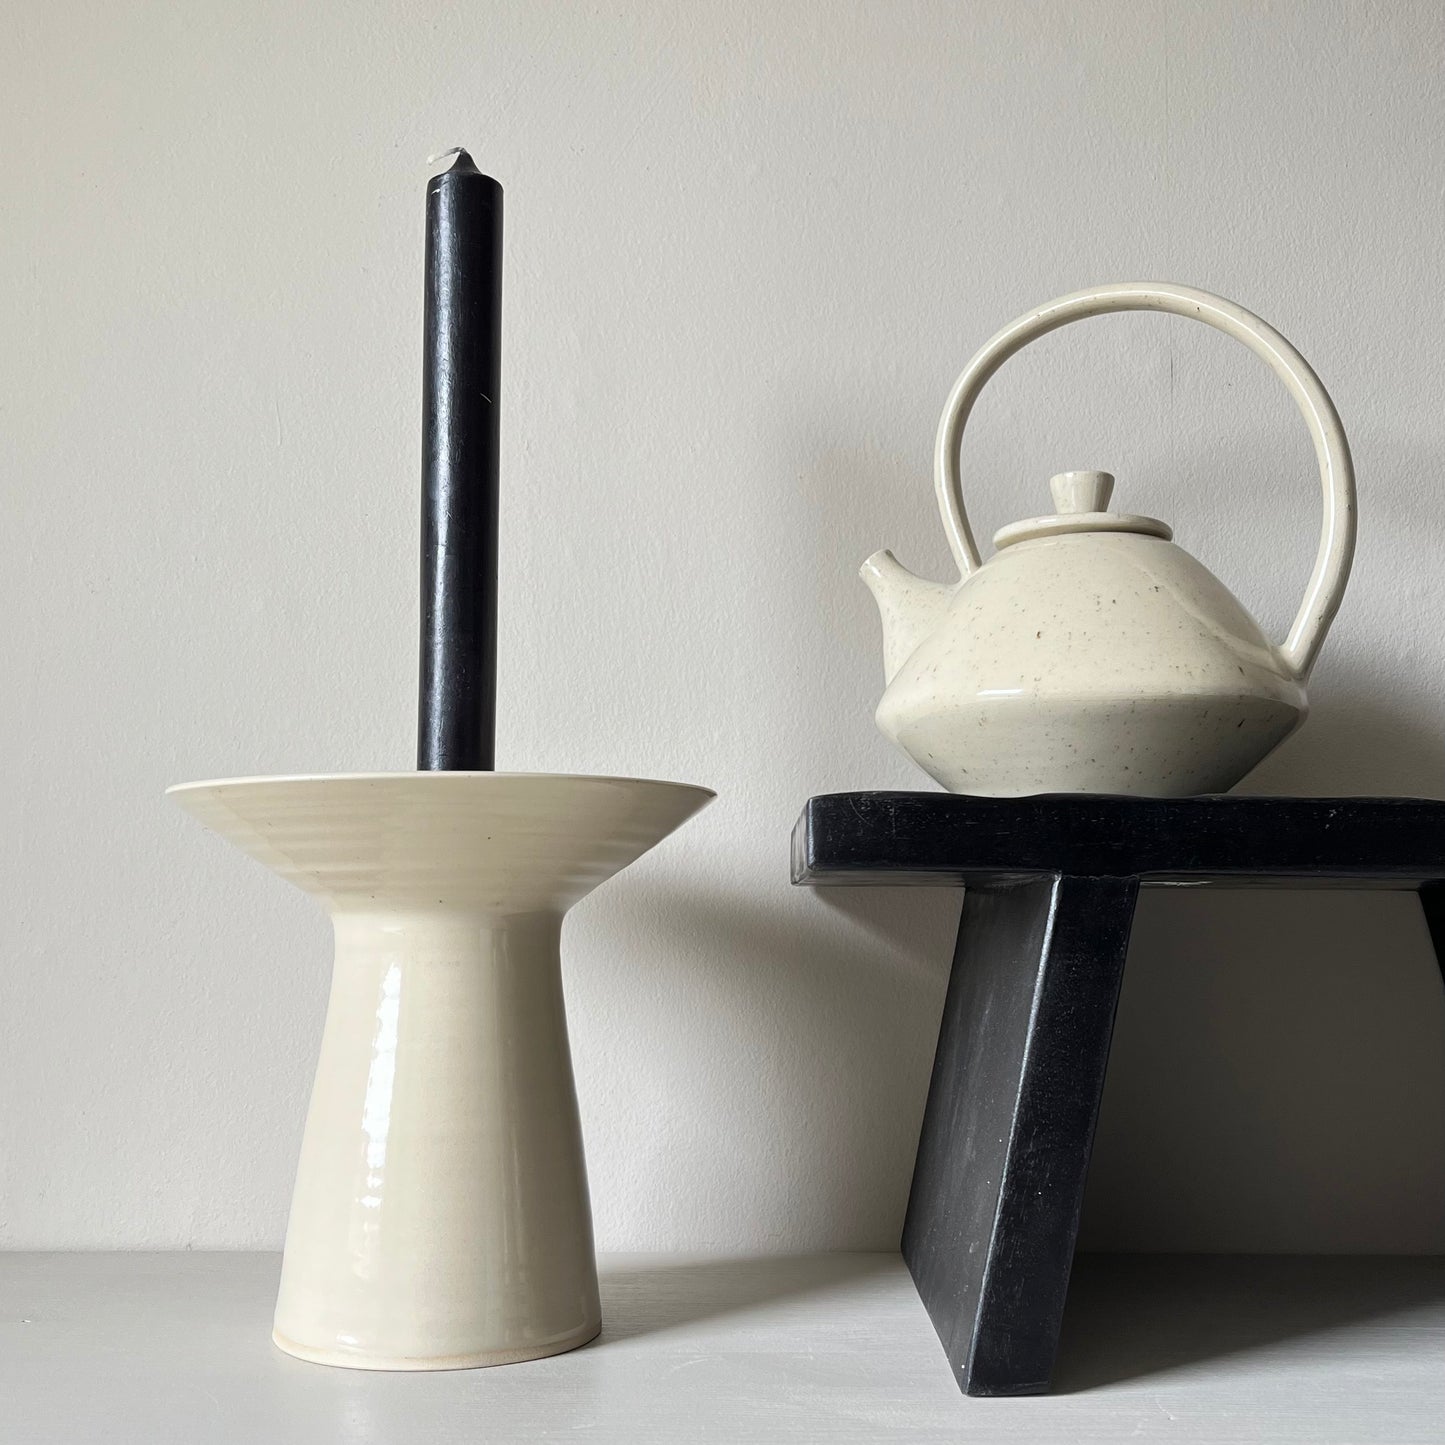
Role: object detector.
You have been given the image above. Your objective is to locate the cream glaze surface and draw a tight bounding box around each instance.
[169,772,713,1369]
[864,283,1355,796]
[876,527,1305,796]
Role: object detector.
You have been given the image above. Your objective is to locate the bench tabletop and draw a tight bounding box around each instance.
[792,793,1445,886]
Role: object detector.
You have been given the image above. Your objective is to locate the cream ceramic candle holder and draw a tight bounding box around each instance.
[169,771,712,1370]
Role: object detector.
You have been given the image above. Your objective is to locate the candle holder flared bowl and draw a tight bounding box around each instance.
[168,771,713,1370]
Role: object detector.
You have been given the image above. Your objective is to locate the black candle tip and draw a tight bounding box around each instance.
[430,146,479,176]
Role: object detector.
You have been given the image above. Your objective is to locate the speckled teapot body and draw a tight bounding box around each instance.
[863,284,1356,798]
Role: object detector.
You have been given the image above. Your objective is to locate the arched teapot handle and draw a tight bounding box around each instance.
[934,282,1356,682]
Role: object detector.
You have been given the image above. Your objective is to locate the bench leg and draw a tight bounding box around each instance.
[902,873,1139,1396]
[1416,882,1445,990]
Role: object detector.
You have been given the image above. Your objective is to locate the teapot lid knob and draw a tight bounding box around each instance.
[1050,470,1115,514]
[994,469,1170,549]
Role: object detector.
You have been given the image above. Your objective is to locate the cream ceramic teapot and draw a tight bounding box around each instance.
[863,283,1356,797]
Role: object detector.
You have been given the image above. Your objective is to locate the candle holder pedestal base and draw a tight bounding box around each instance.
[169,772,712,1371]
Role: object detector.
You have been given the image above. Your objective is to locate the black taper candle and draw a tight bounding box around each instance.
[419,149,502,771]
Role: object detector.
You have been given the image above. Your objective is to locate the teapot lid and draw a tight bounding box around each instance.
[992,471,1173,549]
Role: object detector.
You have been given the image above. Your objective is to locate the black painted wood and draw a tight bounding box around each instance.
[1417,882,1445,990]
[792,792,1445,1397]
[792,792,1445,886]
[902,875,1138,1396]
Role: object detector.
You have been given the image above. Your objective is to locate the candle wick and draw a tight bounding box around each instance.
[427,146,479,175]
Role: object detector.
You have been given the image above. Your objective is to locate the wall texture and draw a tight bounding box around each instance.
[3,0,1444,1252]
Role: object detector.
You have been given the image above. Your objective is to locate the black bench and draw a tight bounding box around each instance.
[791,793,1445,1396]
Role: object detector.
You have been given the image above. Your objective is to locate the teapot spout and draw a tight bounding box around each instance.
[860,549,954,684]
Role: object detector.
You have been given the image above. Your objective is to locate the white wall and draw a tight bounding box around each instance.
[3,0,1444,1252]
